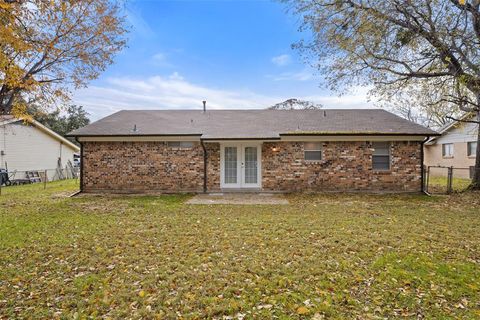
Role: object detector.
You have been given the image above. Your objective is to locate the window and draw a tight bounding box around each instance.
[467,141,477,157]
[304,142,322,161]
[442,143,454,157]
[167,141,195,148]
[372,142,390,170]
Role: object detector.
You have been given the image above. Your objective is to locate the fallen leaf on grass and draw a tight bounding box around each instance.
[297,306,309,315]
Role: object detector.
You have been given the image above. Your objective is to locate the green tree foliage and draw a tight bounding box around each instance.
[28,104,90,140]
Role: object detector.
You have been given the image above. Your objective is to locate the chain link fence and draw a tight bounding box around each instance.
[425,166,477,194]
[2,165,477,195]
[0,167,79,195]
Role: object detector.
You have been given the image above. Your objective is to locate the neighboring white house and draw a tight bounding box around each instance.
[424,113,478,178]
[0,115,80,180]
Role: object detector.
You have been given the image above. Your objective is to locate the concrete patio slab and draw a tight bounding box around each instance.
[186,193,289,205]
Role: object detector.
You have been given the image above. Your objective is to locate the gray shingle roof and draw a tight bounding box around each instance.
[68,109,438,139]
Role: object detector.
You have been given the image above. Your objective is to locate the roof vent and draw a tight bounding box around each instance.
[131,124,138,133]
[323,110,327,117]
[202,100,207,113]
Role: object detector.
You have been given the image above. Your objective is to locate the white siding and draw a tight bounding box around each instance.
[0,122,78,176]
[435,122,478,144]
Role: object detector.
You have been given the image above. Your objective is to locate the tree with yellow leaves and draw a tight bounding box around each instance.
[0,0,127,116]
[284,0,480,189]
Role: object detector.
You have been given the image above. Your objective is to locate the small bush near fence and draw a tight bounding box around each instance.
[425,166,476,194]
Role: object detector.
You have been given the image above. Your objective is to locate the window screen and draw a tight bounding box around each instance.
[442,143,454,157]
[167,141,194,148]
[304,142,322,161]
[467,141,477,157]
[372,142,390,170]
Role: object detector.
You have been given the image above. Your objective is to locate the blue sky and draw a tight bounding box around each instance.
[73,0,372,120]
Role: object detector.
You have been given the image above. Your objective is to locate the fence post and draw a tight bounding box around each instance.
[422,165,426,193]
[44,170,47,189]
[425,166,430,194]
[447,166,453,194]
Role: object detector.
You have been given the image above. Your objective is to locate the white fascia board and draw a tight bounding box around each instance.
[78,135,428,143]
[280,135,427,142]
[78,136,202,142]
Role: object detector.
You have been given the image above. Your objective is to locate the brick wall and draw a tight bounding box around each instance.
[82,141,205,193]
[205,143,221,191]
[262,141,421,192]
[82,140,421,193]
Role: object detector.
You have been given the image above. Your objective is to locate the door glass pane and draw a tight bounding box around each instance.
[224,147,237,184]
[244,147,257,184]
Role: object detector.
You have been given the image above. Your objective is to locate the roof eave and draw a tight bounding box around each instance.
[201,137,281,141]
[3,117,80,152]
[68,132,440,138]
[66,133,203,138]
[428,112,477,142]
[279,132,440,136]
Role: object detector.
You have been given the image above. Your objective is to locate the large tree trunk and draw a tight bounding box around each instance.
[472,108,480,189]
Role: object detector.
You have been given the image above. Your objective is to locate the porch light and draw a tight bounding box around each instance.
[272,146,279,152]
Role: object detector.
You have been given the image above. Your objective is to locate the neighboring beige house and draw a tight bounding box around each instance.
[0,115,80,180]
[424,114,478,178]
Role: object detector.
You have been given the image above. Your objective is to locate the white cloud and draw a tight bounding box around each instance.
[73,73,278,120]
[271,54,291,66]
[305,86,376,109]
[267,69,314,81]
[152,52,166,63]
[168,71,184,81]
[73,74,375,120]
[151,52,173,67]
[125,5,154,38]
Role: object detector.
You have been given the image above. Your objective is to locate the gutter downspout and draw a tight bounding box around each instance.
[420,137,429,195]
[75,138,84,193]
[200,139,207,193]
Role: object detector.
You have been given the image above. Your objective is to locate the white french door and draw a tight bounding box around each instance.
[220,143,261,189]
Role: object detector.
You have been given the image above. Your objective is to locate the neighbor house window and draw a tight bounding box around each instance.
[442,143,454,157]
[304,142,322,161]
[372,142,390,170]
[467,141,477,157]
[167,141,195,148]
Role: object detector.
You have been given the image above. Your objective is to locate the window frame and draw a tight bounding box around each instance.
[467,141,477,157]
[304,142,322,161]
[166,141,195,149]
[372,142,391,171]
[442,143,454,158]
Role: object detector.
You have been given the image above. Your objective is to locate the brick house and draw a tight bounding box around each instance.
[67,109,438,193]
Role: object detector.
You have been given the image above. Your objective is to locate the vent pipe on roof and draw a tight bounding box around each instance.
[323,110,327,117]
[202,100,207,113]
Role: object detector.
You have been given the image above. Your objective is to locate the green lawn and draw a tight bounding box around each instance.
[427,176,472,193]
[1,181,480,319]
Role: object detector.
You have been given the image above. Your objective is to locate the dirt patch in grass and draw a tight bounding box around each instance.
[0,181,479,319]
